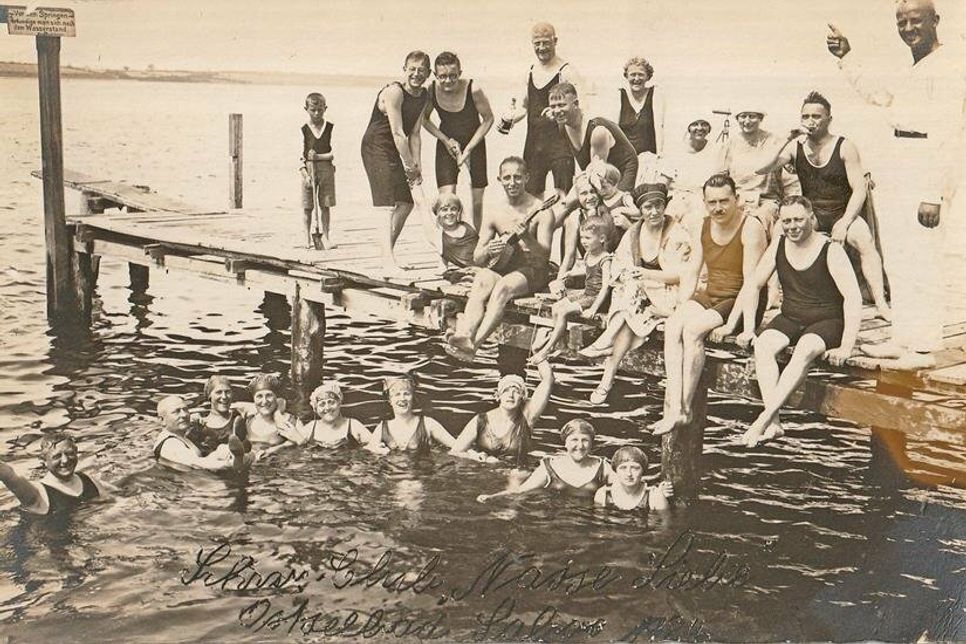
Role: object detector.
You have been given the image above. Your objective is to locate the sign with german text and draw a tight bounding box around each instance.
[5,6,76,37]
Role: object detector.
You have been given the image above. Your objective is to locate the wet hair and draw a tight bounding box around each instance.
[600,164,621,186]
[548,82,578,101]
[802,90,832,115]
[560,419,596,444]
[432,193,464,217]
[499,155,528,176]
[249,373,282,397]
[623,56,654,80]
[612,446,648,470]
[304,92,326,108]
[580,215,613,240]
[781,194,815,214]
[404,50,431,69]
[384,374,416,396]
[434,51,461,71]
[204,375,232,400]
[702,172,737,197]
[40,432,76,457]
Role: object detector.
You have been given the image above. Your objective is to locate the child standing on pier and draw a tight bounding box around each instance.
[300,92,336,250]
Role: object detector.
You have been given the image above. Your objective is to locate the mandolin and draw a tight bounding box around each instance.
[486,194,559,272]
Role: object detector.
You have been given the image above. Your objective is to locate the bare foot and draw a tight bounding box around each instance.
[228,435,249,473]
[652,412,687,436]
[888,351,937,370]
[874,304,892,322]
[742,413,770,447]
[449,334,477,355]
[859,341,905,359]
[761,421,784,442]
[579,345,613,359]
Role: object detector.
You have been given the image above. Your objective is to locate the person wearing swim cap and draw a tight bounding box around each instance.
[594,446,673,511]
[291,381,375,449]
[451,359,554,465]
[477,419,612,502]
[243,374,301,457]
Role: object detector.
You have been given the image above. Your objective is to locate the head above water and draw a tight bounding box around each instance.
[384,375,416,397]
[496,374,528,402]
[560,419,596,445]
[249,373,282,397]
[310,381,343,408]
[611,445,648,471]
[204,375,232,400]
[40,432,79,479]
[40,432,77,460]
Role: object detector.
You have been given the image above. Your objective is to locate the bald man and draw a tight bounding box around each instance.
[153,395,249,472]
[501,22,583,198]
[828,0,965,368]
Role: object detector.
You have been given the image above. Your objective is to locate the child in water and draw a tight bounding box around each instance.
[594,446,673,511]
[0,433,110,515]
[531,216,613,363]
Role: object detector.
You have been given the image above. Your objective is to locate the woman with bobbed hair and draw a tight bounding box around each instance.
[617,56,666,157]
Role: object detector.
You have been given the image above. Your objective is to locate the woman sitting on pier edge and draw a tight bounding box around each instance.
[367,375,457,454]
[476,419,612,502]
[450,359,554,465]
[291,381,375,449]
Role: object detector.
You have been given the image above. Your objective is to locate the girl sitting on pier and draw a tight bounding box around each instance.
[594,446,673,511]
[477,419,612,502]
[450,359,554,464]
[367,375,457,453]
[531,216,613,364]
[580,183,692,404]
[419,192,480,275]
[555,171,618,282]
[291,381,375,449]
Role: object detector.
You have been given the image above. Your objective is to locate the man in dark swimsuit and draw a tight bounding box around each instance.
[448,157,555,358]
[0,433,109,515]
[758,91,890,320]
[548,82,639,191]
[742,196,862,447]
[653,173,768,436]
[500,22,580,198]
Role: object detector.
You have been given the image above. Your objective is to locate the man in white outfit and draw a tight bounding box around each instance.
[827,0,964,368]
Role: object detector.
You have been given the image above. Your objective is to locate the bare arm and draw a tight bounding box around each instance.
[462,85,494,156]
[477,462,550,502]
[730,235,780,344]
[159,439,234,471]
[733,219,768,335]
[589,126,616,165]
[0,462,42,510]
[557,214,580,280]
[382,85,418,172]
[450,415,481,453]
[421,99,449,145]
[825,243,863,363]
[349,420,374,445]
[472,211,500,266]
[756,136,798,175]
[677,228,704,303]
[425,417,456,449]
[523,359,554,426]
[838,139,868,229]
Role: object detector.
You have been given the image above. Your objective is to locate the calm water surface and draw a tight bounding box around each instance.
[0,78,963,642]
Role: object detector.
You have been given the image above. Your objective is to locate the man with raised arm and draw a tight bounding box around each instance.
[757,91,890,320]
[548,82,639,192]
[652,173,768,436]
[827,0,965,368]
[448,157,555,358]
[740,197,862,448]
[500,22,582,198]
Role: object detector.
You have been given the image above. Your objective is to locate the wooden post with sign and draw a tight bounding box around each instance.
[2,5,80,325]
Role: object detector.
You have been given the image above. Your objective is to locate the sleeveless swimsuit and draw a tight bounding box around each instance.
[429,80,488,189]
[693,216,766,323]
[40,473,100,514]
[542,455,607,498]
[441,225,480,268]
[568,117,639,191]
[618,87,657,155]
[360,82,428,207]
[378,416,432,454]
[602,485,650,511]
[524,64,575,196]
[474,411,531,465]
[795,137,853,233]
[153,431,200,461]
[305,418,361,448]
[302,121,336,207]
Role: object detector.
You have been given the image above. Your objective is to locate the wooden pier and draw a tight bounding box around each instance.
[37,170,966,460]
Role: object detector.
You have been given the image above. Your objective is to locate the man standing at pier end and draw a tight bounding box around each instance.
[827,0,965,368]
[501,22,581,198]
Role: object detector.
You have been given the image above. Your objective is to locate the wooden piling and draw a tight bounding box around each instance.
[71,249,95,325]
[229,114,243,209]
[291,284,326,416]
[36,35,76,323]
[661,378,708,501]
[129,263,149,293]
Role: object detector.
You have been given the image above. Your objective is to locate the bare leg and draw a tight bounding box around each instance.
[450,270,498,353]
[678,309,726,426]
[384,202,415,270]
[581,312,624,357]
[651,305,692,434]
[318,206,334,249]
[302,209,314,247]
[470,187,485,233]
[749,329,791,444]
[847,219,891,321]
[531,301,576,363]
[745,334,826,447]
[472,273,531,348]
[595,323,644,402]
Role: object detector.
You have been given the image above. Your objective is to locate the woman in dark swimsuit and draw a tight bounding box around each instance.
[360,50,431,271]
[477,419,612,502]
[593,446,673,511]
[293,382,373,449]
[366,376,456,454]
[451,359,554,465]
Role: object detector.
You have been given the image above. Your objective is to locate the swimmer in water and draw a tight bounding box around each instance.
[593,446,673,511]
[0,432,111,515]
[244,374,301,457]
[292,381,375,449]
[366,375,456,453]
[153,395,250,472]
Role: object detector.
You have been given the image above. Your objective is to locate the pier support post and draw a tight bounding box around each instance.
[71,250,95,326]
[129,263,149,293]
[291,285,325,417]
[661,376,708,502]
[229,114,243,209]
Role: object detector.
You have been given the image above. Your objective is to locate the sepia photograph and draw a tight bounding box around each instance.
[0,0,963,641]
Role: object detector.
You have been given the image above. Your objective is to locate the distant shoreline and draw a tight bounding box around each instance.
[0,61,385,87]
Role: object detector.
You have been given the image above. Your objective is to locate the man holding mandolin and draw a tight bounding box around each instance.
[448,156,557,358]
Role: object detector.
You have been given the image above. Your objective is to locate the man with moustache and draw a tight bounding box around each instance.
[500,22,582,198]
[828,0,965,367]
[741,197,861,447]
